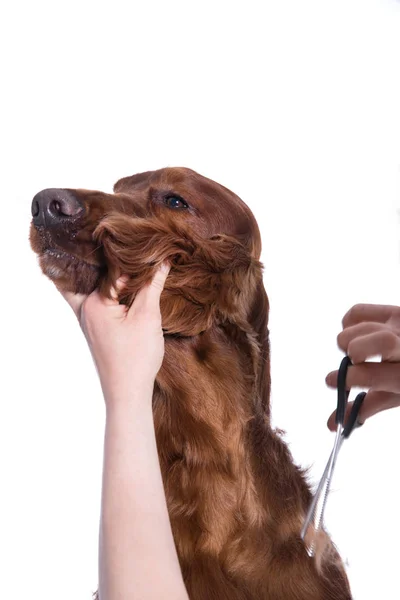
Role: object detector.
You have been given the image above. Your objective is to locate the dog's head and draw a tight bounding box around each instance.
[30,167,268,340]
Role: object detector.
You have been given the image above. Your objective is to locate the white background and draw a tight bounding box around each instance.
[1,0,400,598]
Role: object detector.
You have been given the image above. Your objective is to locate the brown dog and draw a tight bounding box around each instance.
[29,167,351,599]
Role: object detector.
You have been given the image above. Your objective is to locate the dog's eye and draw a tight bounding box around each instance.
[164,194,189,209]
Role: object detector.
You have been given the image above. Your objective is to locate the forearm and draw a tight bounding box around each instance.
[98,385,189,600]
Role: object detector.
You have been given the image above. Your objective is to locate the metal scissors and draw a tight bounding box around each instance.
[300,355,366,557]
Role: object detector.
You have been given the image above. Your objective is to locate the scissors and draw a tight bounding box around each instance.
[300,355,366,557]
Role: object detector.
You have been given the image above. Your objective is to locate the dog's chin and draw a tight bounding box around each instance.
[39,249,103,295]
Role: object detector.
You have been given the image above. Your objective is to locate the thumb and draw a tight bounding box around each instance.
[131,262,170,312]
[150,262,171,293]
[327,390,400,430]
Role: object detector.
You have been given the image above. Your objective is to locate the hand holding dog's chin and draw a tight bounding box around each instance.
[59,264,170,409]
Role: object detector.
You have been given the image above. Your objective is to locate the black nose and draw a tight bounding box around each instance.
[31,189,85,228]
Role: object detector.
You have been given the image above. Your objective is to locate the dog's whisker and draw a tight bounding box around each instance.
[84,244,102,259]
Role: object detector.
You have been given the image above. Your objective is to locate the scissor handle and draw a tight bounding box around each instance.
[342,392,367,438]
[336,356,352,425]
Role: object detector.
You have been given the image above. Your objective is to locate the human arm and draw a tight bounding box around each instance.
[59,265,189,600]
[99,389,188,600]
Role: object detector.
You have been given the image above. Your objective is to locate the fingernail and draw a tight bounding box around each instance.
[160,262,170,274]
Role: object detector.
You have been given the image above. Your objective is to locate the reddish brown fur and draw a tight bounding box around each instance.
[30,167,352,599]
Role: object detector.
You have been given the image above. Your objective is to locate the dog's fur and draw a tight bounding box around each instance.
[30,167,352,599]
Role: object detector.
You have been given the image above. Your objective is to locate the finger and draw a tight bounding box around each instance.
[59,275,130,318]
[347,330,400,363]
[342,304,399,328]
[327,390,400,431]
[337,322,389,355]
[104,275,130,305]
[327,399,357,431]
[325,370,338,388]
[326,362,400,394]
[130,263,170,314]
[57,288,88,319]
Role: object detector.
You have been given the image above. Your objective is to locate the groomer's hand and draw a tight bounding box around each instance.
[326,304,400,430]
[58,263,170,404]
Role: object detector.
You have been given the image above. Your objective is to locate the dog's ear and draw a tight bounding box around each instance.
[113,171,155,194]
[203,235,262,322]
[206,234,271,417]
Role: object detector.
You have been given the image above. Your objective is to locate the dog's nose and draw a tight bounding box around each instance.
[31,189,85,228]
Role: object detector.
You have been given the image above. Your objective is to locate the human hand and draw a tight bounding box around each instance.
[326,303,400,430]
[58,263,170,404]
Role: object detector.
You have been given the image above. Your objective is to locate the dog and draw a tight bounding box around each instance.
[30,167,352,599]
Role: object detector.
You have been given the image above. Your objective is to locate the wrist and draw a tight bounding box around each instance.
[101,377,155,411]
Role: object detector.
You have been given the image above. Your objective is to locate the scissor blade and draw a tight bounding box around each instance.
[301,426,344,556]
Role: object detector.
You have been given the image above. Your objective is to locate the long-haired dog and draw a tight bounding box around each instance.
[30,167,351,599]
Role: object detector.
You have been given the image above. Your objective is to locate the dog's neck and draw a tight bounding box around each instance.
[152,326,270,560]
